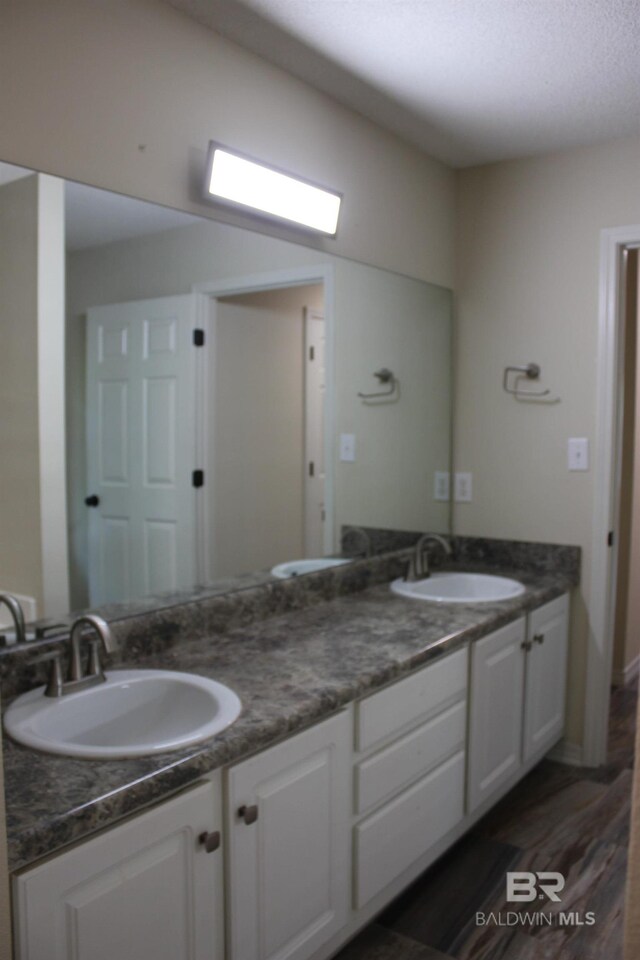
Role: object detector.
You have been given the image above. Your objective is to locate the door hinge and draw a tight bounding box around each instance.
[309,461,315,478]
[608,530,614,547]
[309,345,315,361]
[193,328,205,347]
[192,469,205,488]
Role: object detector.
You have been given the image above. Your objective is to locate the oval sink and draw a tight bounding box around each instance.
[391,572,526,603]
[271,558,350,578]
[4,669,242,759]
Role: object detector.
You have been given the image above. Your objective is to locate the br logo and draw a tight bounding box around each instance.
[506,871,565,903]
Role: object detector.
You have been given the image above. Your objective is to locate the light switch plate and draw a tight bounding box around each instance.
[454,472,473,502]
[568,437,589,471]
[339,433,356,462]
[434,471,450,501]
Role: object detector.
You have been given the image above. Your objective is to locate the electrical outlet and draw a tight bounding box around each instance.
[568,437,589,471]
[454,472,473,502]
[339,433,356,462]
[434,471,451,501]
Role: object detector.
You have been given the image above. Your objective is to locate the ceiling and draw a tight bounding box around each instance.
[167,0,640,167]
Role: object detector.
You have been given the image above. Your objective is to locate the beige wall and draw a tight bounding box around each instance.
[0,176,43,609]
[0,0,454,289]
[0,174,68,619]
[212,286,323,576]
[455,133,640,746]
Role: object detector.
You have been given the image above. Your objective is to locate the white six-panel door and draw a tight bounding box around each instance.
[86,296,198,605]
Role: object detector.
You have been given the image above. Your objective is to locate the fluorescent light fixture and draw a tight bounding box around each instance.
[205,143,341,237]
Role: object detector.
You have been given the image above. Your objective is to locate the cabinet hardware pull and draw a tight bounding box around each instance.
[521,640,533,651]
[533,633,545,644]
[238,804,259,825]
[198,830,221,853]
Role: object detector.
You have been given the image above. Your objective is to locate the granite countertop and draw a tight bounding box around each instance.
[3,563,575,872]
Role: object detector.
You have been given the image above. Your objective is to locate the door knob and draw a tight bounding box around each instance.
[533,633,545,644]
[238,804,259,825]
[84,495,100,507]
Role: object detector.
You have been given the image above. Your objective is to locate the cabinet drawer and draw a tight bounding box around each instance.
[356,646,468,752]
[354,750,465,908]
[355,698,466,814]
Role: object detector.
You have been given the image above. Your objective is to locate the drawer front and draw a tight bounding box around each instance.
[355,698,466,814]
[354,750,465,908]
[356,646,468,752]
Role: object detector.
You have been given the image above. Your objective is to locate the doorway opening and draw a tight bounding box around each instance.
[589,228,640,767]
[205,282,326,579]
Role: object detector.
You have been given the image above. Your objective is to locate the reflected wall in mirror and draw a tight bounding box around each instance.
[0,161,452,620]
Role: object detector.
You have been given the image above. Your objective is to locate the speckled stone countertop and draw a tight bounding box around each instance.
[3,558,577,873]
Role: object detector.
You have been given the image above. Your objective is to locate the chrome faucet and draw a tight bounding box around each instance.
[342,526,372,558]
[0,594,26,645]
[42,614,116,698]
[405,533,452,582]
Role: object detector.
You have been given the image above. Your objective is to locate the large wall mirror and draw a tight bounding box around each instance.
[0,162,452,621]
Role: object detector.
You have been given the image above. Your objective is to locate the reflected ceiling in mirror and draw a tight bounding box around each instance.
[0,161,452,622]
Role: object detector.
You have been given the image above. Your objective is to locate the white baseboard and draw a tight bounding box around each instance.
[547,740,584,767]
[611,654,640,687]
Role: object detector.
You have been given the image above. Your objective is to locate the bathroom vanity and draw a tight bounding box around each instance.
[3,539,577,960]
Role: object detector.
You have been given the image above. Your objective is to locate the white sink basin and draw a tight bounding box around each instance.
[271,558,350,578]
[391,572,526,603]
[4,669,242,759]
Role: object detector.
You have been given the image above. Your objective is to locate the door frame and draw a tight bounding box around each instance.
[192,265,335,581]
[586,225,640,766]
[304,306,326,556]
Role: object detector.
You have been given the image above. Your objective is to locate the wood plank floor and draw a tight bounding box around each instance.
[336,681,637,960]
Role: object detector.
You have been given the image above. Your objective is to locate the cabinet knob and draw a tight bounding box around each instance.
[238,804,259,825]
[198,830,221,853]
[521,639,533,651]
[533,633,545,644]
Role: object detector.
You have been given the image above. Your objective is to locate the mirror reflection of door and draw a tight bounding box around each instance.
[210,284,324,578]
[85,296,198,605]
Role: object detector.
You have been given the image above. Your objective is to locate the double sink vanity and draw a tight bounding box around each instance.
[0,532,579,960]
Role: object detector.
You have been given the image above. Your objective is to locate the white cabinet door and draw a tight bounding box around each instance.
[523,593,570,761]
[226,711,351,960]
[468,617,526,813]
[13,779,223,960]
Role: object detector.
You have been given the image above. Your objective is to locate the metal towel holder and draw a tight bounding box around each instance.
[358,368,399,401]
[503,363,558,402]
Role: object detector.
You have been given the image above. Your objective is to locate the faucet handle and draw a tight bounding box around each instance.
[33,649,65,698]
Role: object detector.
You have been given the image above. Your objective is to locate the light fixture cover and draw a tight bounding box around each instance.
[204,143,341,237]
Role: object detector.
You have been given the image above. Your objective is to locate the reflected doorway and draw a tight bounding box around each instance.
[208,283,325,579]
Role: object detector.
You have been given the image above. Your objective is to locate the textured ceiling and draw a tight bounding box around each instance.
[168,0,640,167]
